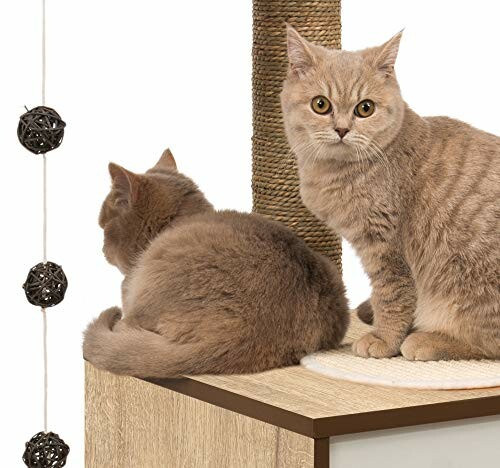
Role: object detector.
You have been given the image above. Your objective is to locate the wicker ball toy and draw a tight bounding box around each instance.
[17,106,66,154]
[22,431,70,468]
[23,262,68,308]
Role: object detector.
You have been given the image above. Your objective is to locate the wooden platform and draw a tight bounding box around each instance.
[154,363,500,437]
[86,356,500,467]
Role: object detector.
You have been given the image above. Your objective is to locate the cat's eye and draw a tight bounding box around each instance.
[311,96,332,115]
[354,100,375,118]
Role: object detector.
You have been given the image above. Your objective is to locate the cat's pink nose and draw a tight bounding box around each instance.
[335,128,350,139]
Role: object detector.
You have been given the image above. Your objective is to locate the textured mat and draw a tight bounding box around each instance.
[301,314,500,390]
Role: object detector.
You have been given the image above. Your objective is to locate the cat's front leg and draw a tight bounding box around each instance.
[353,255,416,358]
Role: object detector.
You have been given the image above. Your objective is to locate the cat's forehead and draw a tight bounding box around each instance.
[313,50,382,101]
[327,49,365,72]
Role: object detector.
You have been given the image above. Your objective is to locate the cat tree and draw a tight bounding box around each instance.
[85,2,500,467]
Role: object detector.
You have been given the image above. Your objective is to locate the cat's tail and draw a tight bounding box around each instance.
[83,307,229,378]
[355,299,373,325]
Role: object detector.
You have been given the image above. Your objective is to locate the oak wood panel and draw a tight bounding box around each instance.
[85,362,317,468]
[191,367,500,420]
[152,369,500,438]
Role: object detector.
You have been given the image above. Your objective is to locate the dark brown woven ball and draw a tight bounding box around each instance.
[23,262,68,307]
[18,106,66,154]
[22,431,70,468]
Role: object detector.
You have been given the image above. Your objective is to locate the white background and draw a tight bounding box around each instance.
[0,0,498,465]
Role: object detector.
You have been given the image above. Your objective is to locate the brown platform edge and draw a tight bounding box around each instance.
[313,394,500,437]
[145,376,315,437]
[145,375,500,439]
[314,438,330,468]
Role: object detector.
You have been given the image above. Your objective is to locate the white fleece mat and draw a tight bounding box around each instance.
[301,314,500,390]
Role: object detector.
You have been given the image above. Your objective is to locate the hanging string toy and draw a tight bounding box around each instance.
[19,0,70,466]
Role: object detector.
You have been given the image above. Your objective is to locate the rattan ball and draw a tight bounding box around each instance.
[22,431,70,468]
[17,106,66,154]
[23,262,68,308]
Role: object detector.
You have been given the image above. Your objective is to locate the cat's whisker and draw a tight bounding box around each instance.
[272,140,317,177]
[355,144,372,171]
[313,130,337,138]
[350,135,393,174]
[308,141,326,165]
[354,144,362,166]
[369,142,393,175]
[274,138,324,176]
[292,137,334,166]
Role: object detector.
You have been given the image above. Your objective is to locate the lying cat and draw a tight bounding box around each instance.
[281,25,499,361]
[83,150,349,377]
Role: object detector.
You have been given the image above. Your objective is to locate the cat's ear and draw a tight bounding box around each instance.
[286,24,317,76]
[153,148,177,172]
[108,163,140,206]
[373,30,403,76]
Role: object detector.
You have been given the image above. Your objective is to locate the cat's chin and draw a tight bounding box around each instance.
[318,143,359,164]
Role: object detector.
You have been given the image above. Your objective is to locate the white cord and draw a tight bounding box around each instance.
[42,0,46,106]
[42,154,48,433]
[42,308,48,433]
[41,0,48,434]
[43,154,47,263]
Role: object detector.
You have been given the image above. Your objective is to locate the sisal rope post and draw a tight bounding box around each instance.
[252,0,342,270]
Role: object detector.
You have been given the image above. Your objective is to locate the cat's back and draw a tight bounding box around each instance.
[413,115,499,209]
[405,114,499,276]
[156,210,329,271]
[138,210,339,295]
[423,115,499,167]
[126,209,346,343]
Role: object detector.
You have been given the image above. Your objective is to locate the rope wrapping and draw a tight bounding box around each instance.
[252,0,342,270]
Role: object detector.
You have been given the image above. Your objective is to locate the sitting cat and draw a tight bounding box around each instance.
[281,25,499,361]
[83,150,349,377]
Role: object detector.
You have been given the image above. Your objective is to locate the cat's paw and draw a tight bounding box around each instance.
[352,332,400,358]
[400,332,460,361]
[400,333,441,361]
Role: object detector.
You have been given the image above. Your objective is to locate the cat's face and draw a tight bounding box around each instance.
[98,150,207,273]
[281,26,406,164]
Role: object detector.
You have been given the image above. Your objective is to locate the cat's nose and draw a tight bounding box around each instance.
[335,128,350,139]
